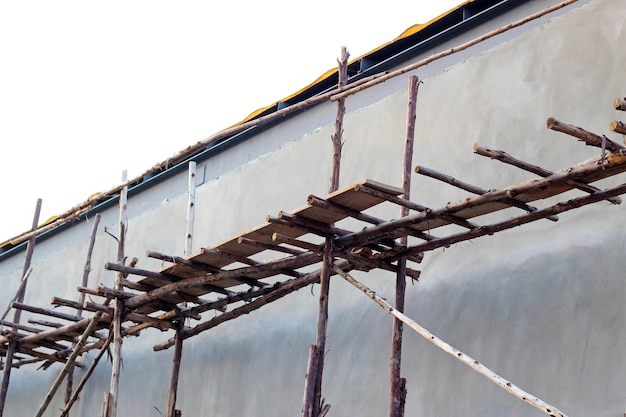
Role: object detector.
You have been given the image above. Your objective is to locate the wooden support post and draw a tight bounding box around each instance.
[312,239,333,417]
[335,267,569,417]
[185,161,196,257]
[66,213,101,412]
[104,172,128,417]
[0,198,41,417]
[329,46,349,193]
[390,75,419,417]
[615,97,626,111]
[166,320,184,417]
[301,345,321,417]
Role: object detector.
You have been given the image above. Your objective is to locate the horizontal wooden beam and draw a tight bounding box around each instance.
[337,154,626,249]
[124,252,322,310]
[473,144,620,205]
[153,261,351,351]
[547,117,625,152]
[401,180,626,258]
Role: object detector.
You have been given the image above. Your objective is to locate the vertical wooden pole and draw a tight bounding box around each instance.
[185,161,196,258]
[166,320,184,417]
[301,344,320,417]
[312,240,333,417]
[104,172,128,417]
[389,76,419,417]
[303,47,349,417]
[0,198,42,417]
[329,46,349,193]
[65,213,102,411]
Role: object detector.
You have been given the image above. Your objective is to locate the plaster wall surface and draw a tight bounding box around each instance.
[1,0,625,416]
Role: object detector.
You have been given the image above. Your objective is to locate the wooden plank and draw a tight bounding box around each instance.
[155,179,402,287]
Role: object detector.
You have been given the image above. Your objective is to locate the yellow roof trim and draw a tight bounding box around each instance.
[233,1,472,127]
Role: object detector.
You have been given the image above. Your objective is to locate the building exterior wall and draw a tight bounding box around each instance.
[2,0,625,416]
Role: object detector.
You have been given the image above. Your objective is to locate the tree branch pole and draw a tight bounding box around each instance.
[473,144,621,205]
[304,47,349,417]
[334,267,569,417]
[66,213,101,412]
[329,46,349,192]
[104,172,128,417]
[166,319,184,417]
[0,198,41,417]
[390,75,419,417]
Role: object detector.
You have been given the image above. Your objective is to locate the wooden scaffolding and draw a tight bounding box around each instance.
[2,2,626,416]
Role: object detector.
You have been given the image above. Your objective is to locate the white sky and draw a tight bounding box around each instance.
[0,1,462,240]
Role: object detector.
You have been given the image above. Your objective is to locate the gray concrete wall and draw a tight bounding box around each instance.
[2,0,626,415]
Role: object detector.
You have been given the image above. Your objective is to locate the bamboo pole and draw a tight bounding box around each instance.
[0,199,41,417]
[335,267,569,417]
[166,320,184,417]
[390,75,419,417]
[104,171,128,417]
[473,144,621,205]
[66,213,101,411]
[330,0,579,102]
[33,312,104,417]
[185,162,196,257]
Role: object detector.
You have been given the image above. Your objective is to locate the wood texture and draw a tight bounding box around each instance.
[610,120,626,135]
[547,117,625,152]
